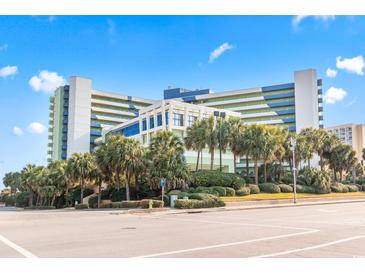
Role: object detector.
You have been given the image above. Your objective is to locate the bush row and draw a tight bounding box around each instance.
[25,206,56,210]
[174,193,225,209]
[191,171,245,190]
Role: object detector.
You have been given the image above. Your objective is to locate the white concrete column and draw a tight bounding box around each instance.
[161,101,166,129]
[67,76,92,158]
[168,105,173,131]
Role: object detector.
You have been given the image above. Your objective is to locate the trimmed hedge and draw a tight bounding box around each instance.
[347,185,359,192]
[25,206,56,210]
[15,192,30,208]
[141,199,164,208]
[281,177,294,184]
[4,195,16,207]
[362,185,365,192]
[236,187,251,196]
[278,184,293,193]
[225,187,236,196]
[356,179,365,185]
[191,170,245,190]
[100,202,112,208]
[210,186,227,196]
[331,183,349,193]
[247,184,260,194]
[88,196,99,208]
[112,201,141,208]
[243,176,255,184]
[177,192,190,199]
[295,185,316,194]
[174,193,225,209]
[259,183,281,193]
[168,190,181,196]
[189,186,220,196]
[75,204,89,210]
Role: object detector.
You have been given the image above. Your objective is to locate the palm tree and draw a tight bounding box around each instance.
[205,116,218,170]
[242,124,267,185]
[123,138,144,201]
[67,152,94,204]
[328,144,357,182]
[148,130,188,190]
[107,135,128,190]
[261,126,282,182]
[185,119,206,171]
[2,172,21,194]
[227,116,244,173]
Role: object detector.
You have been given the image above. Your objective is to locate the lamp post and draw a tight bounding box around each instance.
[213,111,226,172]
[290,138,297,204]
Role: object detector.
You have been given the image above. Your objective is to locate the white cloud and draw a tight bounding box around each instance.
[107,19,116,35]
[0,43,8,51]
[27,122,46,134]
[326,68,337,78]
[0,65,18,78]
[336,55,365,76]
[12,126,23,136]
[324,87,347,104]
[292,15,335,29]
[208,42,234,63]
[29,70,65,93]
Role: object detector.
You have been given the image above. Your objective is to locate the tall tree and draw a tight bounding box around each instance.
[205,116,218,170]
[227,116,244,174]
[67,153,94,204]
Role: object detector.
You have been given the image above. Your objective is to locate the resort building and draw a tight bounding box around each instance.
[48,69,323,171]
[326,124,365,164]
[105,100,241,172]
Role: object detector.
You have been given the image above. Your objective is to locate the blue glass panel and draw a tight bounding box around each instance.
[142,119,147,131]
[90,130,102,137]
[263,91,294,100]
[157,114,162,126]
[262,83,294,92]
[149,117,154,129]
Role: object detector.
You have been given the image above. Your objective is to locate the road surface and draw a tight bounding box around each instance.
[1,202,365,258]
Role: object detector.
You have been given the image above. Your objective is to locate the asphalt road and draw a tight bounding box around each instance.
[1,202,365,258]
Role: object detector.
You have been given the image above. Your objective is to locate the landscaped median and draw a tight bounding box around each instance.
[222,191,365,202]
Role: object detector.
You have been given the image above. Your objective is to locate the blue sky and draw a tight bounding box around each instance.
[0,15,364,187]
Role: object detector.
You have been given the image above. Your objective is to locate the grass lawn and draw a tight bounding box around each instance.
[223,192,365,202]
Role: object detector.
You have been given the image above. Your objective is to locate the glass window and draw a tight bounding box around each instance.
[157,113,162,126]
[142,119,147,131]
[187,115,197,126]
[173,113,184,126]
[149,116,154,129]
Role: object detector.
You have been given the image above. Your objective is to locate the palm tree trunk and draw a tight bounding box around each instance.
[210,149,214,170]
[28,187,33,207]
[201,150,203,170]
[51,195,56,206]
[98,182,101,209]
[264,161,267,183]
[80,177,84,204]
[339,170,343,182]
[126,172,131,201]
[233,154,237,174]
[254,159,258,185]
[246,155,249,176]
[334,170,337,181]
[319,153,324,171]
[308,159,311,168]
[196,150,200,171]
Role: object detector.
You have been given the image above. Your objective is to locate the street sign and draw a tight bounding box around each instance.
[160,181,166,187]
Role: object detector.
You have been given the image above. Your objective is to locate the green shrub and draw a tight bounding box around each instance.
[4,195,16,207]
[299,168,331,194]
[295,185,317,194]
[88,196,99,209]
[25,206,56,210]
[140,199,164,208]
[281,177,294,184]
[111,202,123,208]
[209,186,227,196]
[193,186,219,196]
[111,201,141,208]
[174,193,225,209]
[243,176,255,184]
[247,184,260,194]
[225,187,236,196]
[347,185,359,192]
[177,192,190,199]
[356,179,365,185]
[15,192,30,207]
[191,170,245,190]
[70,188,94,204]
[259,183,281,193]
[155,195,170,207]
[75,204,89,210]
[236,187,251,196]
[278,184,293,193]
[361,185,365,191]
[331,182,348,193]
[100,202,112,208]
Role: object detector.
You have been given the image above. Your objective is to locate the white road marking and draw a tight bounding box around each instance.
[0,234,37,258]
[318,209,337,213]
[134,229,319,258]
[252,235,365,258]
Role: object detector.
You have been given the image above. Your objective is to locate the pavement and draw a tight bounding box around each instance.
[1,200,365,258]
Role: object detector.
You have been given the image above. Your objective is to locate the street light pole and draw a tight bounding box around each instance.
[290,138,297,204]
